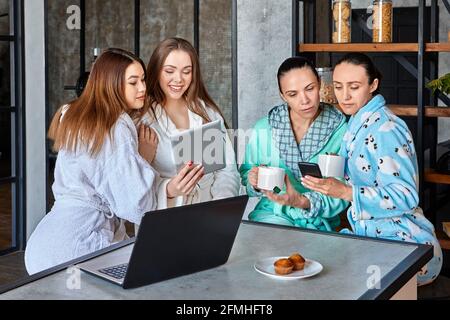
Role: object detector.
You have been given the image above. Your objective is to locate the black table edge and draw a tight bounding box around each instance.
[0,221,433,300]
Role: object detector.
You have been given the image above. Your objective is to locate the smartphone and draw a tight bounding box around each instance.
[298,162,323,178]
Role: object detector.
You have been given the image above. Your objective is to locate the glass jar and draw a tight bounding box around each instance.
[332,0,351,43]
[317,68,337,105]
[372,0,393,43]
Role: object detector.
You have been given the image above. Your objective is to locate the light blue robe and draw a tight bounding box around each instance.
[340,94,442,285]
[25,113,157,275]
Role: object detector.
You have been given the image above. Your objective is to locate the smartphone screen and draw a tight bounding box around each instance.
[298,162,323,178]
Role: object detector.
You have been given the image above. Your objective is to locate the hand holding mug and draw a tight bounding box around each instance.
[248,166,260,190]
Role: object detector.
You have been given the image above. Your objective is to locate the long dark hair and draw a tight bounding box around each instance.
[277,56,320,93]
[334,53,383,95]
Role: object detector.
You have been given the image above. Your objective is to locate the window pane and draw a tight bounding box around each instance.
[140,0,194,63]
[0,110,12,178]
[0,41,11,107]
[0,0,10,36]
[0,183,12,251]
[47,0,79,120]
[85,0,135,66]
[199,0,232,126]
[0,39,14,178]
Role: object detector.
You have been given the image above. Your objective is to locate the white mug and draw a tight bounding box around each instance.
[318,154,345,178]
[257,166,285,191]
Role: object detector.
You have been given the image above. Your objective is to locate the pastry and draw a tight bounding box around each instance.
[273,258,294,275]
[288,252,306,271]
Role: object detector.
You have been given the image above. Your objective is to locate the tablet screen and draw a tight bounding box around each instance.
[170,119,226,174]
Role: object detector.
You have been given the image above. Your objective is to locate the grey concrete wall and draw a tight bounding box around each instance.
[140,0,194,64]
[237,0,292,132]
[85,0,135,67]
[24,0,46,240]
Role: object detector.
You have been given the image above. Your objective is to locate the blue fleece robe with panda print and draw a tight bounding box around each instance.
[339,94,442,286]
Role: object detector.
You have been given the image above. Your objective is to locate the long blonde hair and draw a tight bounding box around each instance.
[146,37,228,127]
[48,48,148,156]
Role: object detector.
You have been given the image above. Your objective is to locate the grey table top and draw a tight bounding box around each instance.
[0,221,432,300]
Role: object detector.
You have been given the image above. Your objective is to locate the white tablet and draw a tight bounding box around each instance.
[170,119,227,175]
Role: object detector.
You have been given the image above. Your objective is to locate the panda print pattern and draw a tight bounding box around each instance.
[377,156,400,177]
[378,118,396,132]
[339,95,442,286]
[356,155,371,173]
[395,144,412,159]
[365,134,378,153]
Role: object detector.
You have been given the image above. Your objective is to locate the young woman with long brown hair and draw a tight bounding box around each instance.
[141,37,240,208]
[25,48,158,274]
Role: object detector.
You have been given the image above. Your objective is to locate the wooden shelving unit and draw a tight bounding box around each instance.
[298,43,450,53]
[436,230,450,251]
[299,43,419,52]
[388,105,450,117]
[331,104,450,117]
[425,43,450,52]
[425,169,450,185]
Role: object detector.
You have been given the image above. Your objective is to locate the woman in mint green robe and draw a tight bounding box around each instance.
[240,57,348,231]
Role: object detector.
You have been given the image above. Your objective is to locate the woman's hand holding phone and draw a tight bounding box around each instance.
[301,175,353,202]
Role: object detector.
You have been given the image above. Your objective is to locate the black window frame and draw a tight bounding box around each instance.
[0,0,25,256]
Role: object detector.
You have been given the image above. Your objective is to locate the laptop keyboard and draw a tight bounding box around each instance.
[98,263,128,280]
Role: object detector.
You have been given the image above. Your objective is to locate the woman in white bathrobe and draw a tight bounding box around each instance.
[142,37,240,208]
[25,49,158,274]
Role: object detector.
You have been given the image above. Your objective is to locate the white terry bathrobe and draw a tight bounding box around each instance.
[141,102,240,209]
[25,112,157,275]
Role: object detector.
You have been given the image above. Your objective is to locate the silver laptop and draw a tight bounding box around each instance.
[76,195,249,289]
[170,119,226,174]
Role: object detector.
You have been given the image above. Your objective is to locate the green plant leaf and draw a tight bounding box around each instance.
[427,73,450,95]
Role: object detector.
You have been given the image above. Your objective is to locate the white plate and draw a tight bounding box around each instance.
[254,256,323,280]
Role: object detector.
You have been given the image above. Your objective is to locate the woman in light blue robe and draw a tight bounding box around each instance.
[25,49,158,275]
[301,53,442,286]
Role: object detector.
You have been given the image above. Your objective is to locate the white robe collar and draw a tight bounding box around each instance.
[153,102,206,135]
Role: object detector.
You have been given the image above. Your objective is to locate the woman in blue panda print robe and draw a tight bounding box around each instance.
[301,53,442,286]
